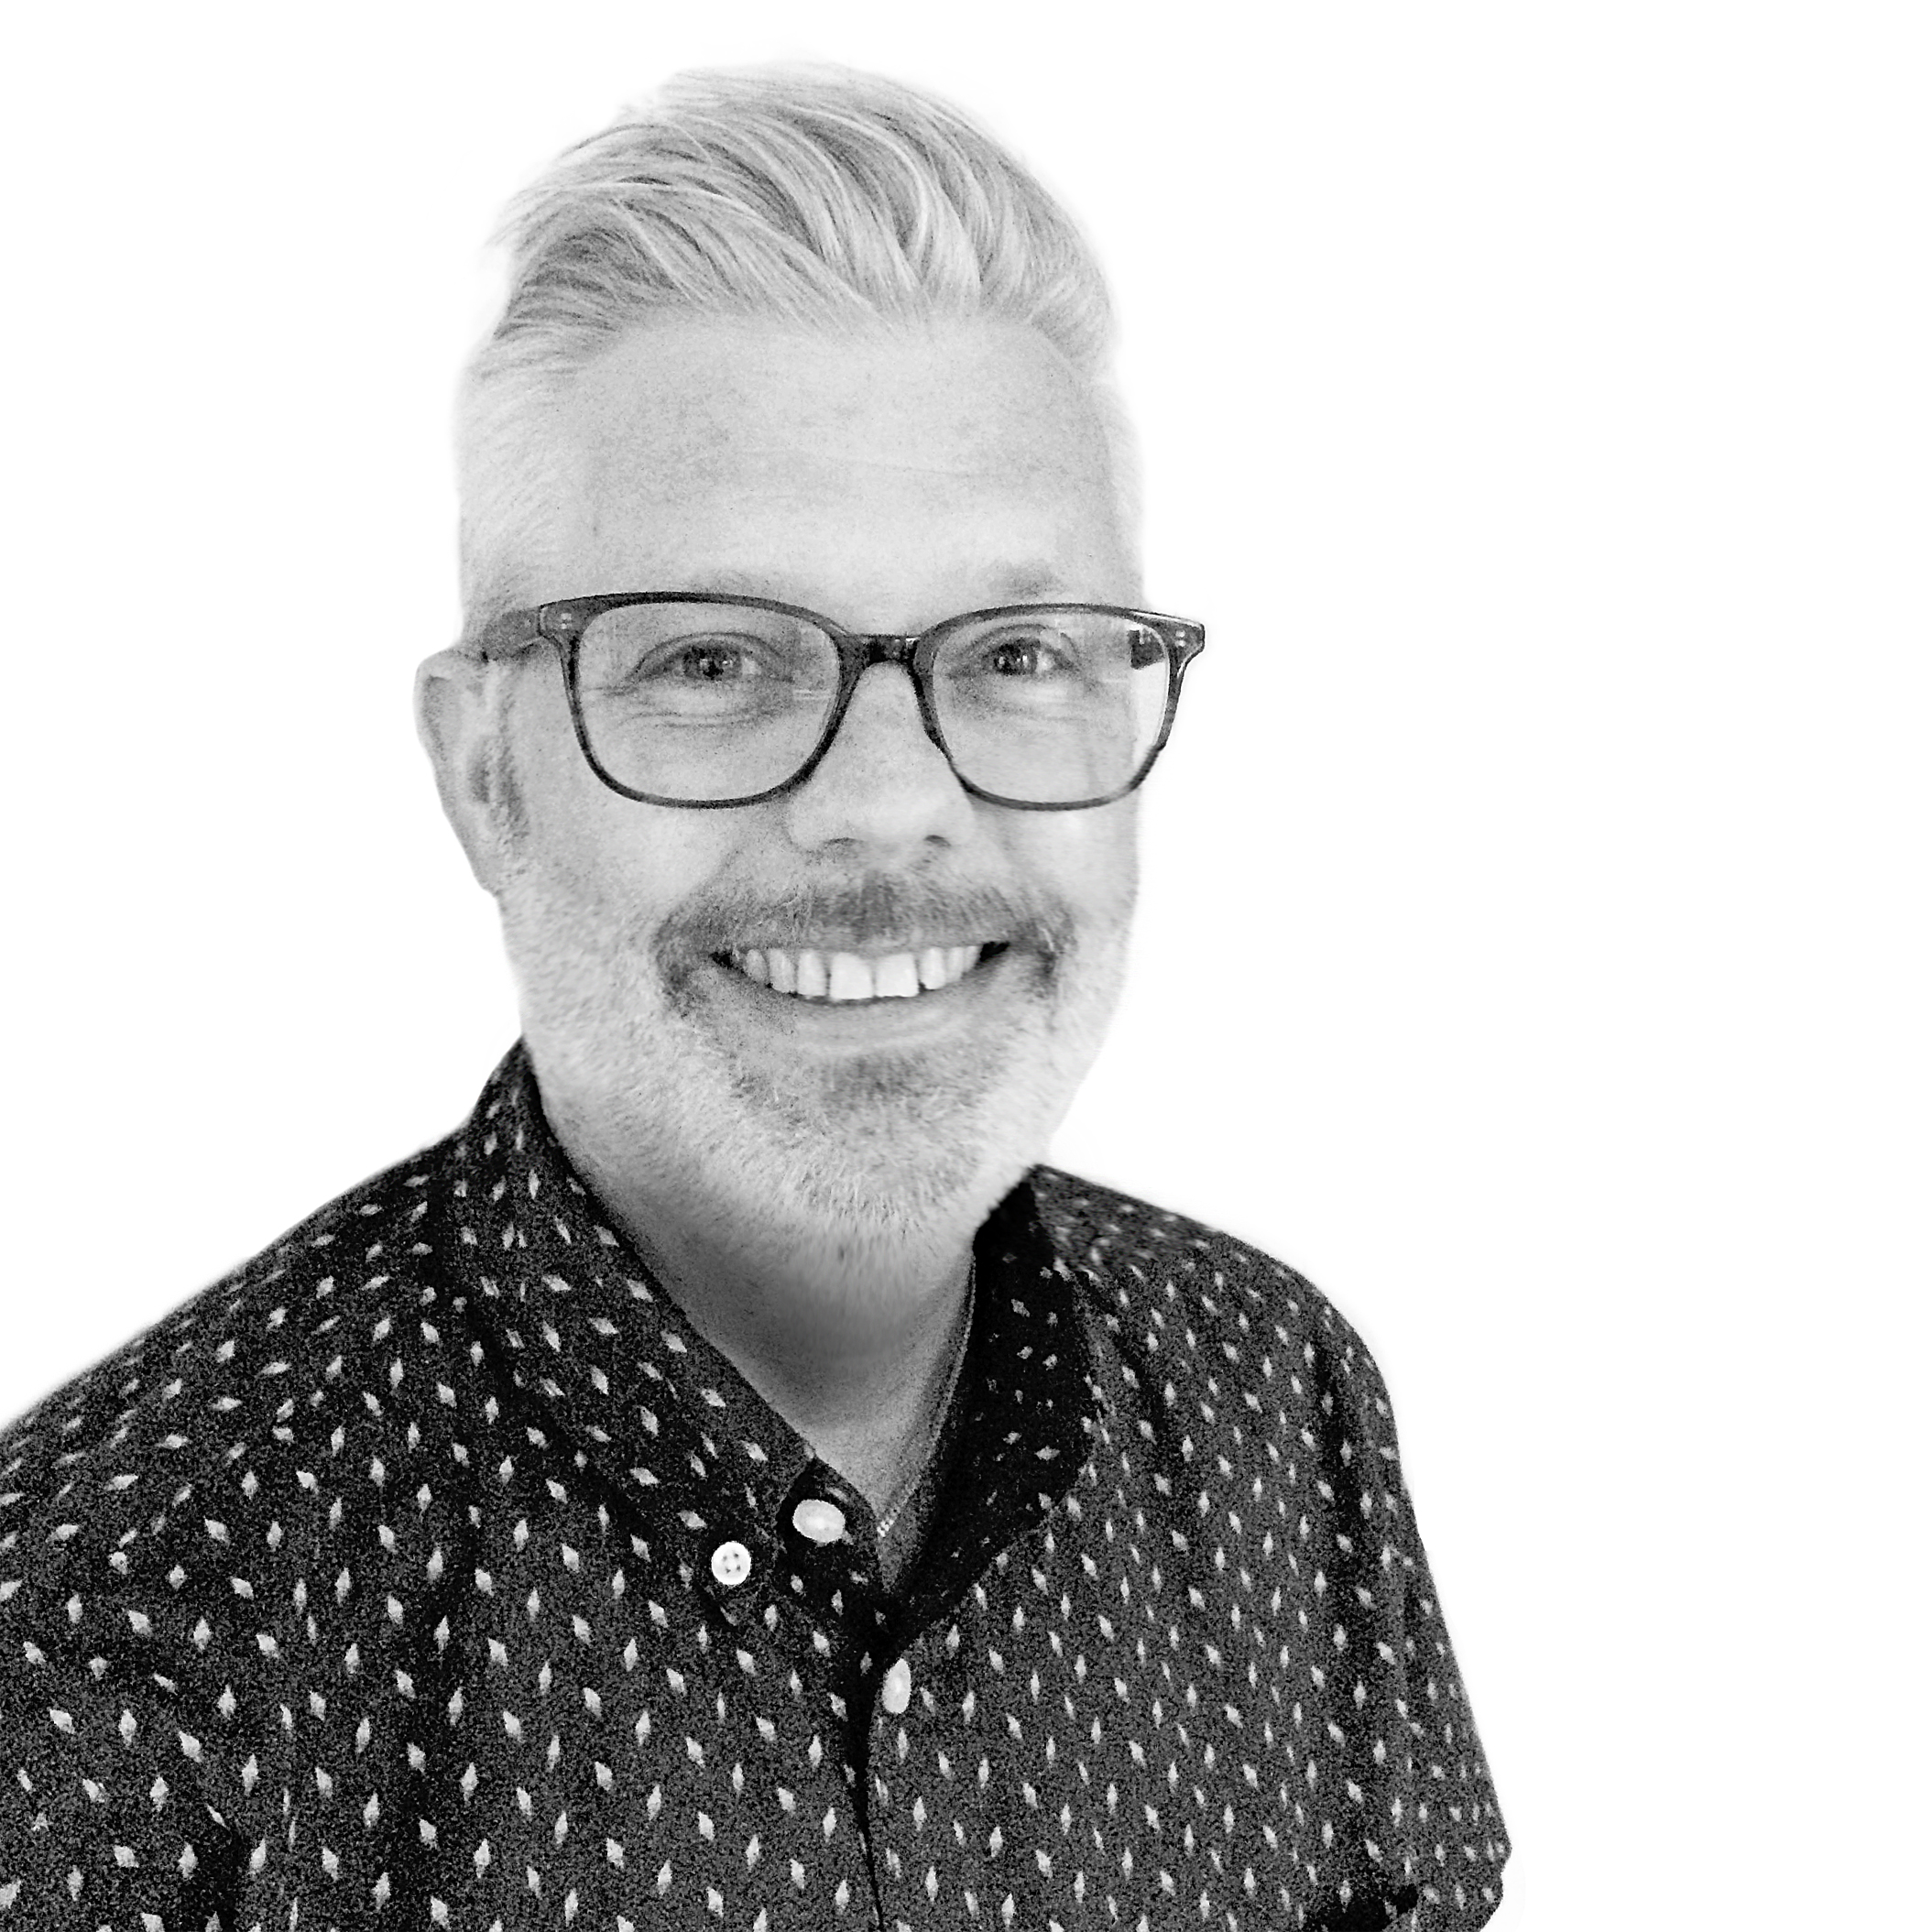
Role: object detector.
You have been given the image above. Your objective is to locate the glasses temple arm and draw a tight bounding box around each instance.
[468,608,546,663]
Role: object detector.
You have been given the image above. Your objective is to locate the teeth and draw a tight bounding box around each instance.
[873,954,921,999]
[827,953,873,1002]
[726,944,988,1002]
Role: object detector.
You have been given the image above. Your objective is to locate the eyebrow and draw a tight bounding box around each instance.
[665,564,1081,610]
[675,570,785,599]
[988,564,1076,601]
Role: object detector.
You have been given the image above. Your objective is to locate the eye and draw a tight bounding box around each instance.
[657,635,772,682]
[970,624,1080,680]
[598,631,802,693]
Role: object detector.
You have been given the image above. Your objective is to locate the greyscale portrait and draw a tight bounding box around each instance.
[1,65,1508,1928]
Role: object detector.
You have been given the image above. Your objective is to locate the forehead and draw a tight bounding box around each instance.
[547,316,1126,607]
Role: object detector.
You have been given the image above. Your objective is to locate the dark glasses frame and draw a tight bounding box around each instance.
[472,592,1206,811]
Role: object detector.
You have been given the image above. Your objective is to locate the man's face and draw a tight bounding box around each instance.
[483,316,1141,1297]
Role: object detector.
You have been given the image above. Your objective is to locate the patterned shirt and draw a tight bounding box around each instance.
[0,1045,1509,1929]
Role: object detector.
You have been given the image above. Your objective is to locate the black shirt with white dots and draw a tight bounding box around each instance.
[0,1045,1509,1929]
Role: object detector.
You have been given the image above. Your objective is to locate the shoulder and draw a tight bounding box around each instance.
[1024,1166,1459,1658]
[1027,1162,1406,1448]
[1020,1159,1414,1476]
[0,1131,459,1585]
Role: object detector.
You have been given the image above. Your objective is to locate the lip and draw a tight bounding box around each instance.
[699,942,1021,1047]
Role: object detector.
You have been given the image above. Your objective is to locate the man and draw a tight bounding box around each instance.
[0,66,1508,1928]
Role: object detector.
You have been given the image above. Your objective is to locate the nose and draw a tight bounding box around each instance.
[780,660,976,859]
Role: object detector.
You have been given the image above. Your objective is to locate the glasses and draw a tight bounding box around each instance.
[473,593,1206,811]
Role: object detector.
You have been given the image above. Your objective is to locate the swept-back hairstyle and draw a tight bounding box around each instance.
[455,64,1133,632]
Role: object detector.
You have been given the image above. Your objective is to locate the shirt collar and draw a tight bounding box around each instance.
[445,1043,1115,1629]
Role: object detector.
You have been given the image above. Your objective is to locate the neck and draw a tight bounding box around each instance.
[544,1093,981,1504]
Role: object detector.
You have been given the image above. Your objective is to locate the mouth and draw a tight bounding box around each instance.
[707,941,1013,1003]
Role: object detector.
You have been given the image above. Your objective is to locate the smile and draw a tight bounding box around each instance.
[714,943,1010,1002]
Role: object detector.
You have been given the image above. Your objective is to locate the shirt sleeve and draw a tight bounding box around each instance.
[0,1595,238,1927]
[1361,1358,1511,1928]
[1297,1283,1512,1930]
[1395,1517,1512,1927]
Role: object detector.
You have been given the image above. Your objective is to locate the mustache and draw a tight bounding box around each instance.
[655,872,1075,962]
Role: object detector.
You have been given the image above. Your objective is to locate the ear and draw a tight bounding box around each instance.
[415,648,514,895]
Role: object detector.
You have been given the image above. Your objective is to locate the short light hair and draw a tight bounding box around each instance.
[455,64,1134,634]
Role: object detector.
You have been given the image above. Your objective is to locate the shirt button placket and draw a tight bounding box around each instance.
[880,1655,911,1716]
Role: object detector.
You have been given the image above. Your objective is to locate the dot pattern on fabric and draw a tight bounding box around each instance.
[0,1044,1509,1929]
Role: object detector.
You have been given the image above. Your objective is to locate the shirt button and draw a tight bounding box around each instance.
[791,1498,847,1545]
[709,1540,753,1588]
[881,1657,912,1716]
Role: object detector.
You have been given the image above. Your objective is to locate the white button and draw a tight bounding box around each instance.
[881,1657,911,1716]
[709,1540,752,1587]
[791,1498,847,1545]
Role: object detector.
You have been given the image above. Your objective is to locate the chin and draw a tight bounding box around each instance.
[504,879,1128,1290]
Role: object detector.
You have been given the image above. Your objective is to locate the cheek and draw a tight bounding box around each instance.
[512,715,720,926]
[1031,806,1138,929]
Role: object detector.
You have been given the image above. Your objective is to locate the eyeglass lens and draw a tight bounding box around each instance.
[571,603,1173,804]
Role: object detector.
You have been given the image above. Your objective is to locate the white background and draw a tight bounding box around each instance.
[3,4,1927,1924]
